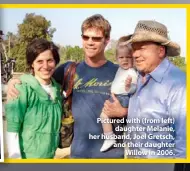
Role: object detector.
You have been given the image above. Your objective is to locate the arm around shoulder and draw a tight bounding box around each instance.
[53,62,72,85]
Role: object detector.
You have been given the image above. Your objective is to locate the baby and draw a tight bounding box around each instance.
[100,36,138,152]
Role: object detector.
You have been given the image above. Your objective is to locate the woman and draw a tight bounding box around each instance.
[5,38,63,159]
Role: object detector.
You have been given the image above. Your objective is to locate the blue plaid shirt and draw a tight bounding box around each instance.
[126,58,186,158]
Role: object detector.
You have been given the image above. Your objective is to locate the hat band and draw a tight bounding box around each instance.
[161,41,171,46]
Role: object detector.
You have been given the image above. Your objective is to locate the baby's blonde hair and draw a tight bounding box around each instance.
[116,36,132,56]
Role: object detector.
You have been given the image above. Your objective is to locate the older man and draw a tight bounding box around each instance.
[123,20,186,158]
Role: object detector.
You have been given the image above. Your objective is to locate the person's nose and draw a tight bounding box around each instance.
[43,61,48,69]
[133,50,140,59]
[123,57,129,62]
[87,37,95,45]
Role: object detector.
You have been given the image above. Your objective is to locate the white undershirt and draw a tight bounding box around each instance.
[41,82,54,100]
[111,67,138,95]
[6,82,53,158]
[6,132,21,158]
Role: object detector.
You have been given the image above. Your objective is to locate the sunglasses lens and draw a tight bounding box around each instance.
[92,37,103,42]
[82,35,103,42]
[82,35,89,41]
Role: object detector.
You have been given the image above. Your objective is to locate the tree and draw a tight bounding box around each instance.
[69,46,84,62]
[105,39,118,63]
[60,45,84,63]
[105,40,186,72]
[10,13,56,72]
[5,32,18,51]
[168,56,186,72]
[105,48,116,63]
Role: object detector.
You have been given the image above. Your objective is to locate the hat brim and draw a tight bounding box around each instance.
[123,32,180,57]
[118,35,132,43]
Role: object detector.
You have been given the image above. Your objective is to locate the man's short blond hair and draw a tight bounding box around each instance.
[81,14,111,38]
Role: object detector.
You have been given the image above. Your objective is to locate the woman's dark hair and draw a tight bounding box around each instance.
[26,38,60,70]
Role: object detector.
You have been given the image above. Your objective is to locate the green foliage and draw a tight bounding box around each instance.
[105,39,118,63]
[168,56,186,72]
[9,13,56,72]
[105,48,116,63]
[18,13,55,42]
[4,14,186,73]
[59,45,84,65]
[105,44,187,72]
[179,65,186,72]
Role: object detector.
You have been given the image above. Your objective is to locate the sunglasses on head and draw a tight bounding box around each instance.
[81,34,104,42]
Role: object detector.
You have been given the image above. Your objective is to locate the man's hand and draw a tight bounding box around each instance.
[103,93,128,118]
[7,78,21,102]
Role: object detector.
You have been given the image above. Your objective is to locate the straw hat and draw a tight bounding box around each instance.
[123,20,180,57]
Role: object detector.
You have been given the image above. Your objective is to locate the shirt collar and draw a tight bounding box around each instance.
[149,57,170,83]
[20,74,60,101]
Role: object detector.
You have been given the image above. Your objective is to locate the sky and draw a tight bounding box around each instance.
[1,8,187,57]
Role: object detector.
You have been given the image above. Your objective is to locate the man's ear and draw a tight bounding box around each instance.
[159,45,166,59]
